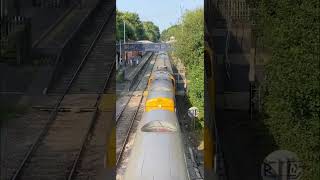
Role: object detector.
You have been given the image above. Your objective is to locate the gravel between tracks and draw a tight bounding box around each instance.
[115,54,158,180]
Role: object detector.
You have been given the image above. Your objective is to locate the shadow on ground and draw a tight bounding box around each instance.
[205,2,279,179]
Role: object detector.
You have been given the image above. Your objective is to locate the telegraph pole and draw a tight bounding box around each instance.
[119,40,122,68]
[180,4,184,34]
[123,21,126,64]
[123,21,126,44]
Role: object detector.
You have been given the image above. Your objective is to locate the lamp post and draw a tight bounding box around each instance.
[123,20,126,44]
[119,40,122,68]
[123,20,126,65]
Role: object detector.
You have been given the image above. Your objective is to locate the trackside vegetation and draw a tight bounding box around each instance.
[252,0,320,179]
[116,10,160,42]
[161,8,204,126]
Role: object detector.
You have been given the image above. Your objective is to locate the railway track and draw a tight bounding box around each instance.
[2,96,59,180]
[48,0,114,94]
[71,63,117,180]
[31,2,78,49]
[115,53,154,122]
[115,54,158,170]
[7,2,116,180]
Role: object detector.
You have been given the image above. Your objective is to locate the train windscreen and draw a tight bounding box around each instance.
[141,120,177,132]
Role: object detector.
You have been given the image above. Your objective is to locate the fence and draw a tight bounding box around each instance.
[116,43,172,52]
[0,15,31,64]
[0,16,30,37]
[213,0,254,23]
[31,0,72,8]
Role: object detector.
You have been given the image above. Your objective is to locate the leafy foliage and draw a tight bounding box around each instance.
[255,0,320,178]
[116,10,160,42]
[143,21,160,42]
[162,8,204,124]
[160,24,180,41]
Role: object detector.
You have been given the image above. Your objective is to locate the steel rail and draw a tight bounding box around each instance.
[10,7,115,180]
[67,9,115,179]
[115,53,155,124]
[115,54,158,167]
[67,62,116,180]
[115,91,144,167]
[31,2,77,48]
[45,0,104,94]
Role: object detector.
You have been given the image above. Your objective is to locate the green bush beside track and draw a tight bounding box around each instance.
[162,8,204,126]
[252,0,320,179]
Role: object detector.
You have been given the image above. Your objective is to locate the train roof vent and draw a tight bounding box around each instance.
[141,120,177,133]
[150,86,171,91]
[157,66,168,70]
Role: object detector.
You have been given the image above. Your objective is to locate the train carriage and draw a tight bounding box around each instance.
[145,52,176,112]
[123,110,190,180]
[123,52,190,180]
[145,72,176,112]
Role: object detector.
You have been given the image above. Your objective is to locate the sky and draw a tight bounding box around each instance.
[117,0,203,32]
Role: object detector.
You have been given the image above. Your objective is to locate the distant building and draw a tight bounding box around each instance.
[124,40,151,63]
[137,40,153,44]
[167,36,176,44]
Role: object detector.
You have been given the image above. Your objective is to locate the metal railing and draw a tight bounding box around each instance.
[116,42,172,52]
[0,16,30,37]
[224,18,232,80]
[0,16,31,64]
[213,0,255,81]
[31,0,72,8]
[215,0,252,22]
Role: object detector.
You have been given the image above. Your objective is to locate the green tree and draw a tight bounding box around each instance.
[254,0,320,179]
[160,24,179,41]
[162,8,204,124]
[143,21,160,42]
[116,11,135,41]
[121,12,145,40]
[116,10,160,42]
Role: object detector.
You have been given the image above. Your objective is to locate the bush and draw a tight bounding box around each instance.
[256,0,320,179]
[162,8,204,125]
[116,70,125,82]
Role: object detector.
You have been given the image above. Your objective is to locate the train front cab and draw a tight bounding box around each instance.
[145,78,175,112]
[145,97,175,112]
[204,40,219,179]
[123,110,190,180]
[145,71,176,112]
[148,70,176,92]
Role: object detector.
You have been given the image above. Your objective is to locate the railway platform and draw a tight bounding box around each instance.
[123,52,153,81]
[116,52,154,117]
[20,7,67,45]
[116,52,153,96]
[16,0,96,47]
[32,0,100,55]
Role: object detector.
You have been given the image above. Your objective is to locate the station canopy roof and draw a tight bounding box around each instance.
[136,40,154,44]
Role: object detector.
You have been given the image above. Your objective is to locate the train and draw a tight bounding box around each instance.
[204,39,218,179]
[123,52,190,180]
[145,52,176,112]
[204,20,221,178]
